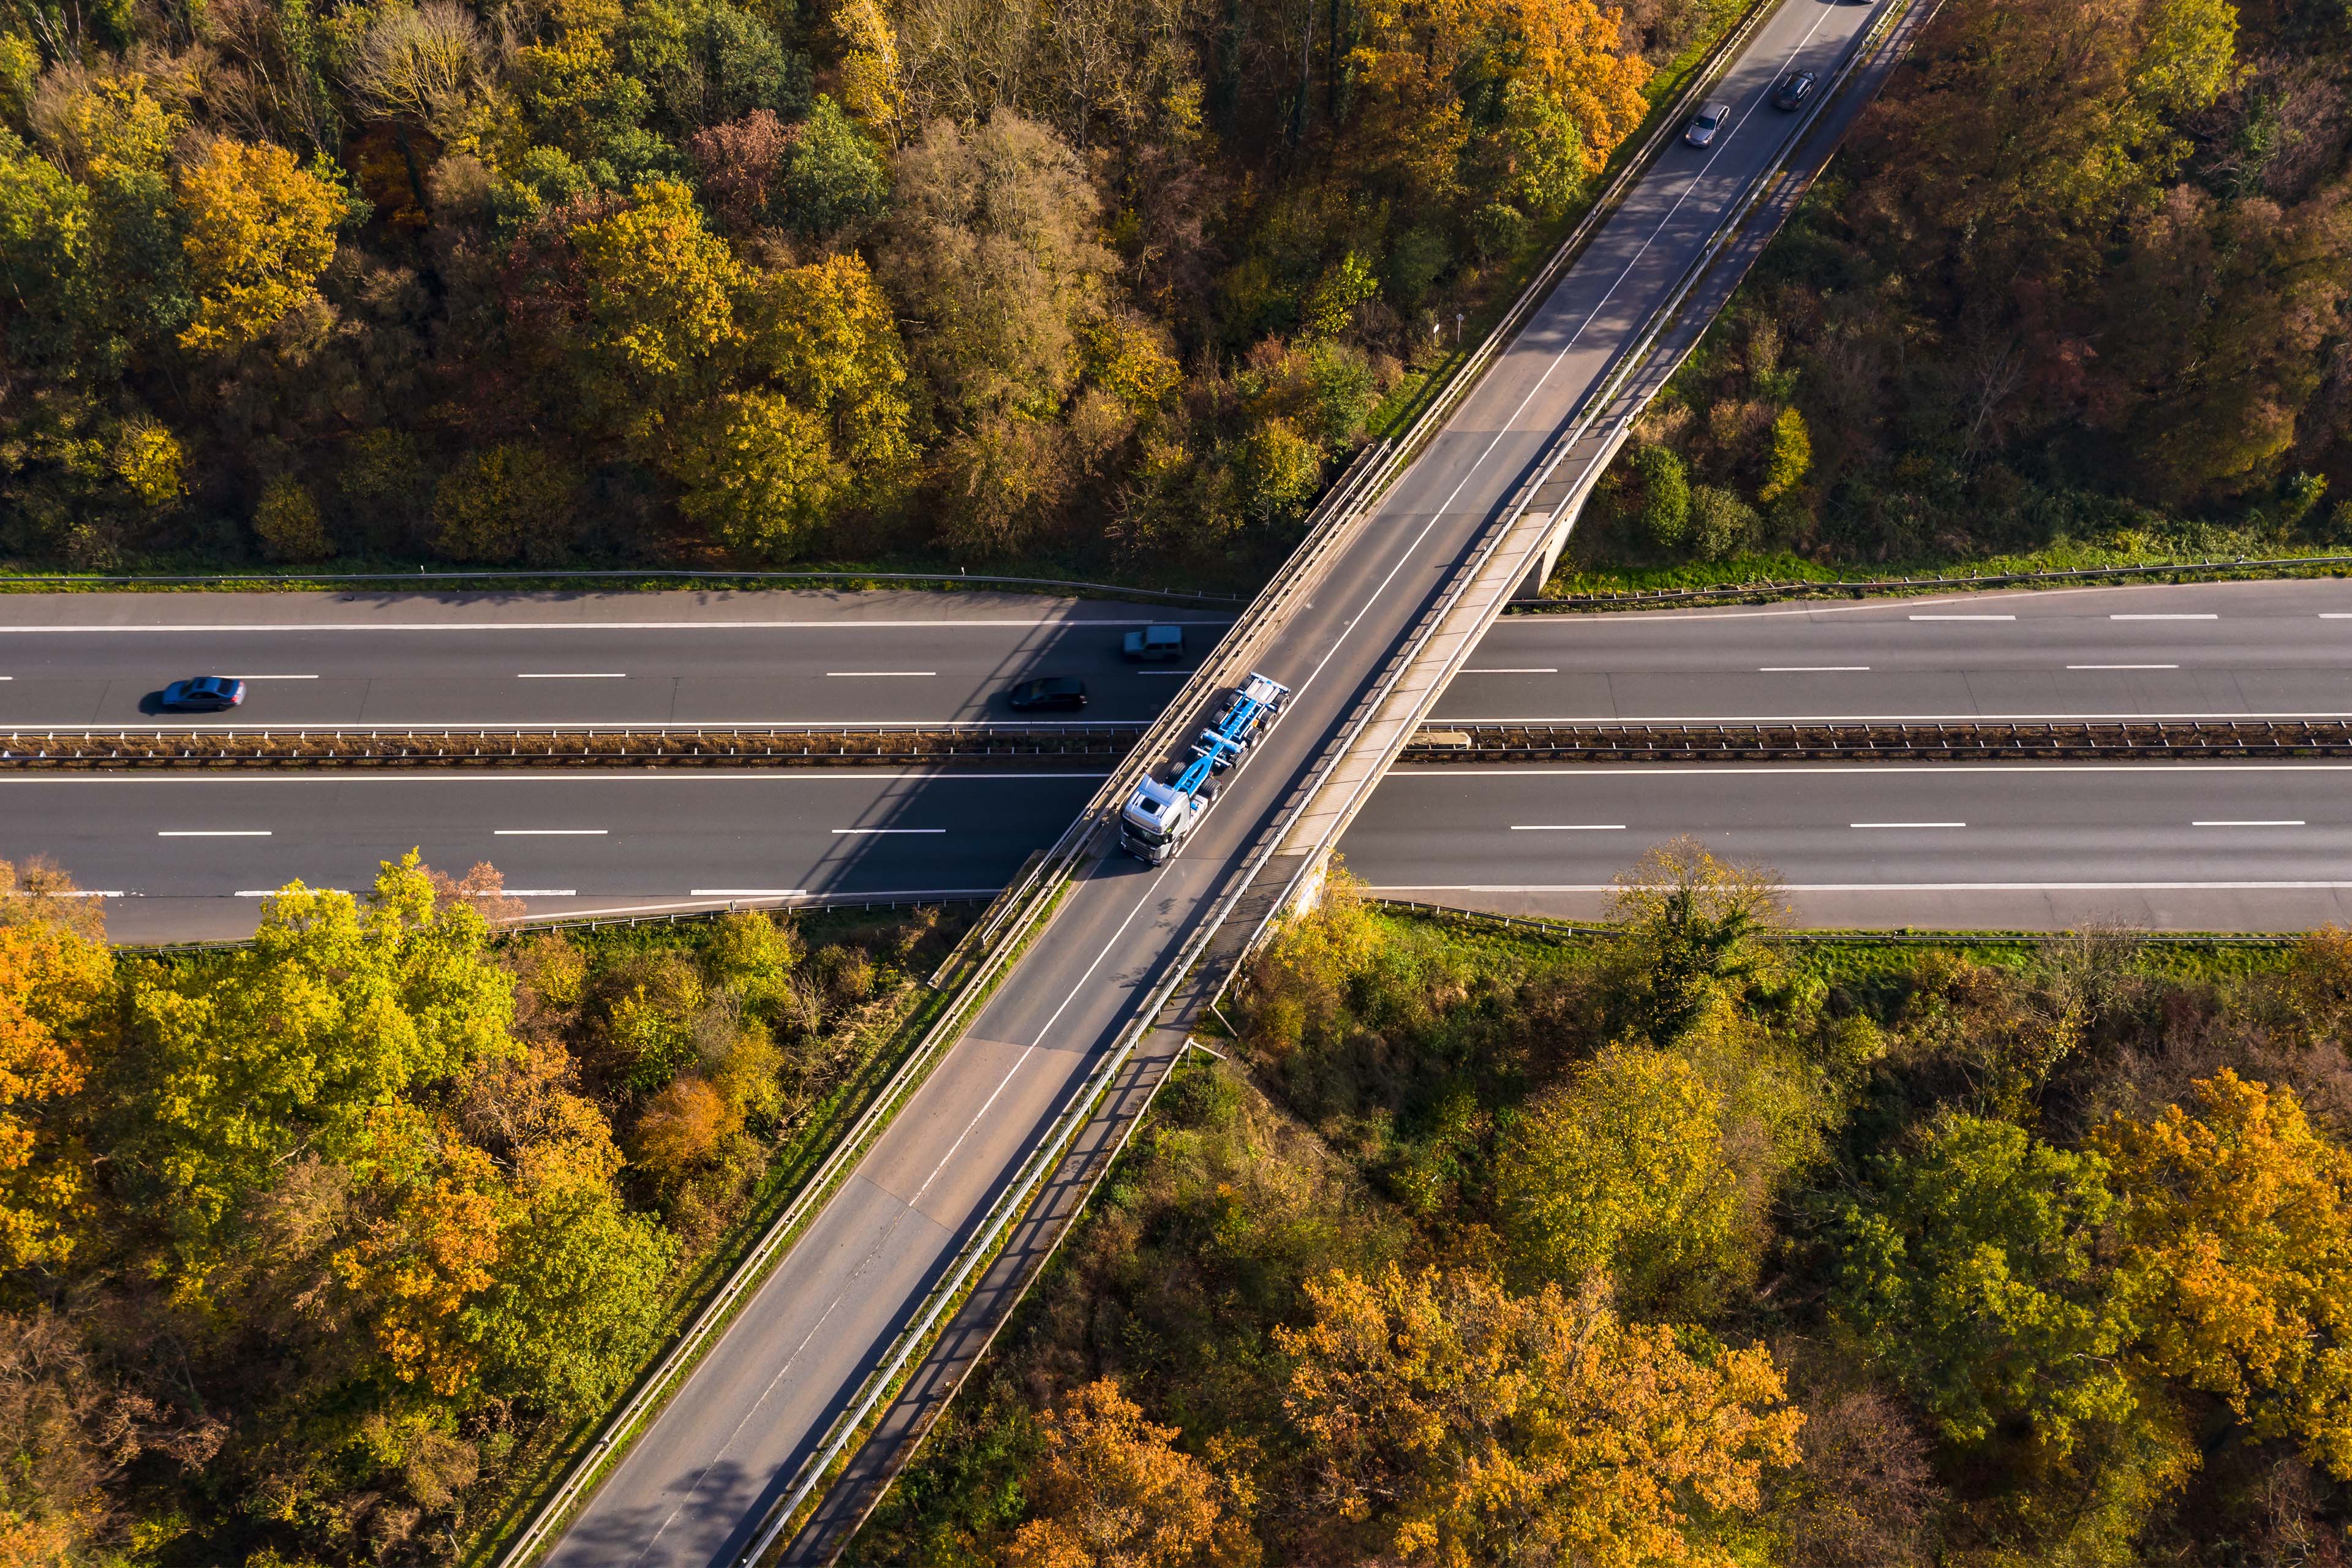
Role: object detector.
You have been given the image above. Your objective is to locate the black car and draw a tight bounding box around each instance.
[1772,70,1817,110]
[1006,676,1088,712]
[160,676,247,712]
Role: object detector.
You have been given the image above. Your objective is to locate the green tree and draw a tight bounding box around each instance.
[783,94,888,235]
[570,178,741,401]
[432,444,579,564]
[1757,407,1810,502]
[253,473,331,561]
[1833,1112,2139,1455]
[1634,443,1691,549]
[124,853,518,1264]
[472,1152,676,1417]
[1230,418,1321,528]
[1496,1044,1750,1311]
[1608,838,1785,1045]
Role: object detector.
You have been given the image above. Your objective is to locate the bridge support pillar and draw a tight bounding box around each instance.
[1515,503,1577,600]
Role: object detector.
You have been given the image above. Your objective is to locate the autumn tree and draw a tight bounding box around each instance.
[175,136,343,353]
[878,113,1110,423]
[1278,1262,1802,1566]
[1003,1379,1259,1568]
[666,390,839,555]
[0,862,113,1271]
[2096,1072,2352,1477]
[1496,1043,1751,1311]
[570,178,742,412]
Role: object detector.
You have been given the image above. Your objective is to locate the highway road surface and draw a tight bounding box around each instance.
[11,771,1099,944]
[0,590,1222,727]
[1341,762,2352,930]
[539,0,1912,1561]
[1436,578,2352,721]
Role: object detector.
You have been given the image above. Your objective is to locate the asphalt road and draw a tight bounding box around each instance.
[0,590,1222,727]
[1341,762,2352,930]
[10,772,1099,943]
[543,0,1909,1561]
[1440,577,2352,721]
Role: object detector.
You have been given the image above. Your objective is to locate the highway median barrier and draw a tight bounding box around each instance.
[0,723,1146,770]
[1402,718,2352,763]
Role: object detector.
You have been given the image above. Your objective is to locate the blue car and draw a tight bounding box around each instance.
[161,676,246,712]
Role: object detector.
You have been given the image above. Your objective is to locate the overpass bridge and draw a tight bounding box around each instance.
[509,0,1943,1561]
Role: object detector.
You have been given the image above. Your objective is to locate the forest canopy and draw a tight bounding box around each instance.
[0,0,1712,574]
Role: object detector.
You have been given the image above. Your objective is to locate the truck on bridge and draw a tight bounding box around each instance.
[1118,672,1291,862]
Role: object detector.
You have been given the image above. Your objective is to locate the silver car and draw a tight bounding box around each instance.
[1684,100,1730,147]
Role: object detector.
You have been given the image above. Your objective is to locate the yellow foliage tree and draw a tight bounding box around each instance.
[331,1107,507,1398]
[570,179,741,394]
[175,137,341,353]
[666,390,840,558]
[1004,1379,1259,1568]
[111,417,184,507]
[741,251,914,482]
[0,873,114,1270]
[2097,1070,2352,1476]
[832,0,905,141]
[1278,1263,1802,1567]
[1496,1043,1751,1310]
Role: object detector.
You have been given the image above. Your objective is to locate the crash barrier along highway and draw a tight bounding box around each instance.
[1404,718,2352,763]
[0,723,1145,769]
[1518,552,2352,611]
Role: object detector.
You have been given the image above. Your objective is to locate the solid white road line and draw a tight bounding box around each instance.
[494,828,608,835]
[237,888,350,896]
[157,829,270,837]
[1463,668,1560,674]
[1510,824,1626,831]
[482,889,576,897]
[688,888,812,897]
[1850,821,1965,828]
[516,672,626,679]
[2113,613,2217,620]
[2193,820,2305,827]
[1371,881,2352,892]
[1909,614,2015,621]
[1760,665,1869,672]
[0,618,1231,633]
[2068,664,2178,670]
[825,671,936,677]
[832,827,944,835]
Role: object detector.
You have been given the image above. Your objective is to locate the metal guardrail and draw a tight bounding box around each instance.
[0,724,1144,769]
[0,565,1246,603]
[1402,718,2352,761]
[1367,898,2299,947]
[1519,553,2352,610]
